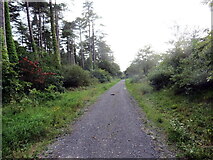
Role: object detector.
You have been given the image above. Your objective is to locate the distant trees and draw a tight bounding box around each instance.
[126,45,162,78]
[126,27,212,93]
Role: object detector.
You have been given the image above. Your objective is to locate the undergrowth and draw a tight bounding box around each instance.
[2,79,119,158]
[126,79,213,159]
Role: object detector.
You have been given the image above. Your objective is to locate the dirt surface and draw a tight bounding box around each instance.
[41,80,175,158]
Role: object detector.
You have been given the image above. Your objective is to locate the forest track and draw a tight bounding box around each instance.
[41,80,174,158]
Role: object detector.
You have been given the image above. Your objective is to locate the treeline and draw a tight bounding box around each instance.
[1,0,122,103]
[125,26,212,158]
[125,27,212,94]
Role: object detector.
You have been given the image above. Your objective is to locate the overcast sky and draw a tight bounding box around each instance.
[63,0,211,71]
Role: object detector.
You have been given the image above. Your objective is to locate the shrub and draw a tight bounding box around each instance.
[62,65,94,88]
[139,81,153,94]
[98,60,121,77]
[130,74,146,83]
[1,29,28,103]
[91,69,111,83]
[148,63,173,90]
[2,61,30,103]
[18,57,60,91]
[170,37,213,94]
[28,86,62,103]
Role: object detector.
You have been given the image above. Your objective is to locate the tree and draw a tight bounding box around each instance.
[15,21,29,46]
[75,17,86,68]
[25,1,38,55]
[125,45,162,78]
[82,1,99,69]
[134,45,157,76]
[4,1,18,63]
[98,60,121,77]
[0,1,6,46]
[49,0,61,68]
[0,1,9,62]
[61,20,77,64]
[96,36,114,62]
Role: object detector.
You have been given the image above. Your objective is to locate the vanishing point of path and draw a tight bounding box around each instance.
[41,80,174,158]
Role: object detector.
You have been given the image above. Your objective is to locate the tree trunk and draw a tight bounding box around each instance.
[73,39,77,65]
[38,8,43,51]
[0,1,6,46]
[49,0,61,68]
[70,40,75,65]
[67,37,71,64]
[79,29,84,68]
[26,2,37,55]
[0,0,8,59]
[88,21,91,53]
[79,28,84,68]
[4,1,18,63]
[0,1,9,62]
[92,23,95,69]
[54,0,60,47]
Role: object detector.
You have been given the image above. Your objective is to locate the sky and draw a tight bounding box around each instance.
[63,0,211,71]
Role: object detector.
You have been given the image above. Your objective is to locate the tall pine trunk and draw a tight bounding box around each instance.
[26,2,37,56]
[79,28,84,68]
[70,40,75,65]
[54,0,60,47]
[66,37,71,64]
[92,23,95,69]
[49,0,61,68]
[38,8,43,51]
[73,39,77,65]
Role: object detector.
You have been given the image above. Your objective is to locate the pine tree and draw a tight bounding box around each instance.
[49,0,61,68]
[26,2,38,57]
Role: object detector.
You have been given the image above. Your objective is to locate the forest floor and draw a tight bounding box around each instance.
[40,80,175,158]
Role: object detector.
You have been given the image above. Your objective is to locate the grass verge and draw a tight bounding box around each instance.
[125,79,213,159]
[2,79,120,158]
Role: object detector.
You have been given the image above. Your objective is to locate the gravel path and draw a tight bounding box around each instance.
[41,80,175,158]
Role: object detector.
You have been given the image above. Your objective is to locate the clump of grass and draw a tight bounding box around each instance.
[126,79,213,159]
[2,80,119,158]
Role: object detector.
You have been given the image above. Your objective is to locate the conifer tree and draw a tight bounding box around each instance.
[49,0,61,68]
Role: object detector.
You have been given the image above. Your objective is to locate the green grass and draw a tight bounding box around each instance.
[2,79,119,158]
[126,79,213,159]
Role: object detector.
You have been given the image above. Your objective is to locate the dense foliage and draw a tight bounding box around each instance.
[91,69,111,83]
[126,29,212,94]
[62,65,96,88]
[125,28,213,159]
[1,0,121,104]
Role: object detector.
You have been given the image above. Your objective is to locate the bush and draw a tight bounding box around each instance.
[19,57,61,91]
[91,69,111,83]
[148,63,173,90]
[98,60,121,77]
[139,81,153,94]
[130,74,146,83]
[62,65,94,88]
[28,85,62,103]
[2,61,30,103]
